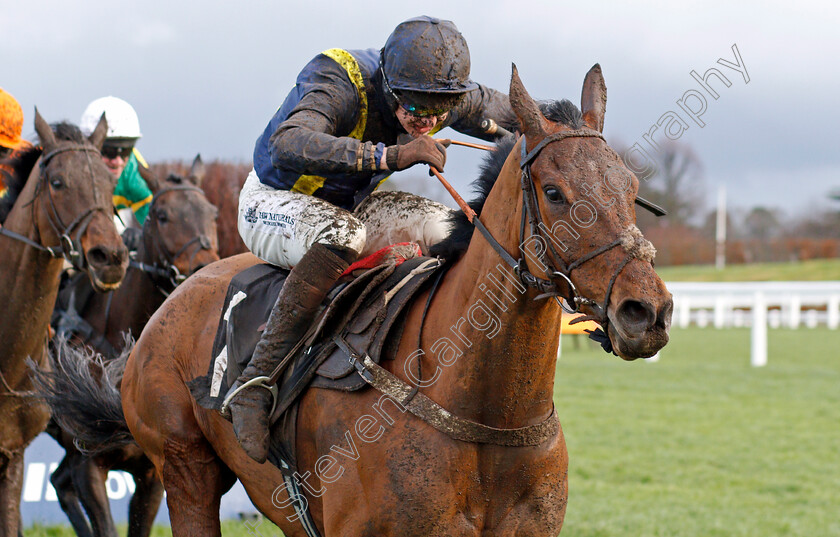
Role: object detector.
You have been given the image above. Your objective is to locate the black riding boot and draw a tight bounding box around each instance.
[227,243,356,462]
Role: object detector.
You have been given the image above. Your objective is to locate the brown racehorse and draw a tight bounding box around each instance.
[45,156,220,537]
[0,112,127,536]
[150,159,250,259]
[79,66,671,536]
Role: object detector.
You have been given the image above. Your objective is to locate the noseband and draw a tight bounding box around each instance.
[129,184,213,292]
[471,129,650,329]
[0,144,112,271]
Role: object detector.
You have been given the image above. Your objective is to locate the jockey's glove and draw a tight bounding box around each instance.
[386,136,450,172]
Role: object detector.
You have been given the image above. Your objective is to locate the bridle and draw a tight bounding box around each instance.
[0,144,113,271]
[129,184,214,293]
[470,129,645,325]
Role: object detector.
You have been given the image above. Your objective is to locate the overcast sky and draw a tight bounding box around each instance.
[4,1,838,218]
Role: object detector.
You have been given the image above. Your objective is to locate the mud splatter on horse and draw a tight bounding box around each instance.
[51,66,672,536]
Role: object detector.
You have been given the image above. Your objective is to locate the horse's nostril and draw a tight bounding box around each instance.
[86,247,108,267]
[616,299,656,332]
[114,247,129,265]
[656,298,674,328]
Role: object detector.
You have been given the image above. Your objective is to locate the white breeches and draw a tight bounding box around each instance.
[237,169,454,268]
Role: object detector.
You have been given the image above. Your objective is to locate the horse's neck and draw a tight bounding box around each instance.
[418,163,562,428]
[0,189,64,382]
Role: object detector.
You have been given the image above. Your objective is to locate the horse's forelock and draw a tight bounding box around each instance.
[48,122,88,144]
[165,173,184,185]
[539,100,584,129]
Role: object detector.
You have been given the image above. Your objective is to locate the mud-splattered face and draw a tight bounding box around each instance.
[395,107,449,137]
[508,65,673,360]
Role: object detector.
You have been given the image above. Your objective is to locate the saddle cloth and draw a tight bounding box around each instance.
[188,244,444,469]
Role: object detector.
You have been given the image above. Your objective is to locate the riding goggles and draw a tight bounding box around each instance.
[397,101,449,118]
[380,60,450,118]
[101,145,134,160]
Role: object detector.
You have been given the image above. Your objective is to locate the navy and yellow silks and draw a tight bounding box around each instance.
[252,48,445,210]
[290,49,370,197]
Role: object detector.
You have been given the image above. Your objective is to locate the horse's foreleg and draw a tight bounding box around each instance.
[127,458,164,537]
[71,456,118,537]
[161,435,234,537]
[50,451,94,537]
[0,448,24,537]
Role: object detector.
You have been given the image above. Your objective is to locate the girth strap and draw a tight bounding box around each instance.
[335,336,560,447]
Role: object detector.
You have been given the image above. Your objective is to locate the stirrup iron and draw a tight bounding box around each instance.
[220,375,279,418]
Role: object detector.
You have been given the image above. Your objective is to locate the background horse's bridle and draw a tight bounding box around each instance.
[129,184,213,293]
[0,144,112,272]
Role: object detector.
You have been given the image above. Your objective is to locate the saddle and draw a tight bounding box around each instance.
[188,245,444,470]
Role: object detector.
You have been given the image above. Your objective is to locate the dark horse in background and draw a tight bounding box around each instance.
[44,155,220,537]
[151,159,250,259]
[0,112,127,536]
[41,66,672,536]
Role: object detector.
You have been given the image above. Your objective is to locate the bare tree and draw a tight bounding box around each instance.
[744,207,781,240]
[614,139,705,230]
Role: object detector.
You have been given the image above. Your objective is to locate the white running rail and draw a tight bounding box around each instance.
[667,281,840,366]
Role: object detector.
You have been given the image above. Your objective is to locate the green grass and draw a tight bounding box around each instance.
[655,258,840,282]
[23,520,279,536]
[557,327,840,537]
[27,328,839,536]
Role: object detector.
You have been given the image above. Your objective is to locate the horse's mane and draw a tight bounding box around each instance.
[0,145,42,224]
[429,99,583,260]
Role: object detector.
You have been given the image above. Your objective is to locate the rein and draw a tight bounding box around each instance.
[0,145,110,271]
[346,130,655,447]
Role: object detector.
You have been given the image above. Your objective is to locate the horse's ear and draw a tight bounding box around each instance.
[33,108,57,152]
[137,161,161,194]
[88,112,109,150]
[188,154,205,186]
[581,63,607,133]
[509,64,547,141]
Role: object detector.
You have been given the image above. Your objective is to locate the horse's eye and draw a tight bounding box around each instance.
[543,186,565,204]
[156,210,168,223]
[50,177,65,190]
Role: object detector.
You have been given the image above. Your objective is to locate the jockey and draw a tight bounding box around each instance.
[0,88,33,200]
[0,88,31,158]
[229,15,518,462]
[80,97,153,228]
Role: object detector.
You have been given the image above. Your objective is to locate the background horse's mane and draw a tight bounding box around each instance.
[429,99,583,260]
[0,145,40,223]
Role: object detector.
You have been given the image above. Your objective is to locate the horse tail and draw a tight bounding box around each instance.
[30,335,135,455]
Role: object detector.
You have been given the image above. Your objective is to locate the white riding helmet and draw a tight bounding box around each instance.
[80,96,142,139]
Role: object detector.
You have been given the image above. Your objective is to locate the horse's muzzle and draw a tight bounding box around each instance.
[608,295,673,359]
[86,243,129,291]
